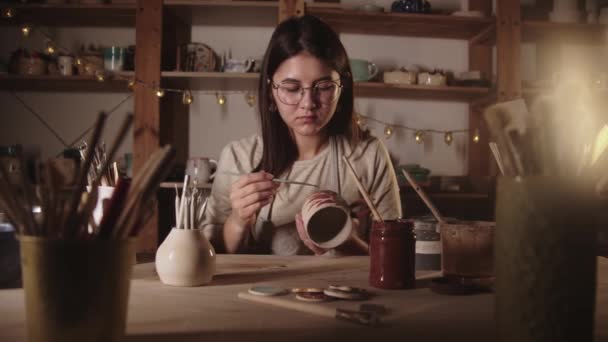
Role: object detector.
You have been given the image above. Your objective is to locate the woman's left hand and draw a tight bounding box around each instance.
[295,213,327,255]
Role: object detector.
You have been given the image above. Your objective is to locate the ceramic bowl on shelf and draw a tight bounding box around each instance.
[418,72,447,86]
[384,69,417,85]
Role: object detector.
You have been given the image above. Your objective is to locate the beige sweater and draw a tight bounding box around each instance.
[202,134,402,255]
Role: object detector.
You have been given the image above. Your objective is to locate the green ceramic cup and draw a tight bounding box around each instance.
[349,59,379,82]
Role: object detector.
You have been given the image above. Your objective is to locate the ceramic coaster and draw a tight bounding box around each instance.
[295,292,332,302]
[291,287,324,294]
[248,286,289,296]
[323,287,369,300]
[328,285,354,292]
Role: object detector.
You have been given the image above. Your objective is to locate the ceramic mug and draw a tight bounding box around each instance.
[349,59,379,82]
[58,56,74,76]
[186,157,217,184]
[224,58,253,73]
[103,46,125,72]
[301,190,352,249]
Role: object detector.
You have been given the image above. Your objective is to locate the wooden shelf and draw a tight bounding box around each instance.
[522,21,608,44]
[354,82,491,102]
[307,7,495,39]
[165,0,279,26]
[161,72,491,101]
[0,72,134,92]
[162,71,259,79]
[162,71,260,90]
[0,3,136,27]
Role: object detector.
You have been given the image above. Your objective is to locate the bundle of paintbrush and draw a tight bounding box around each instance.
[174,174,208,230]
[78,141,121,187]
[484,84,607,190]
[0,112,176,239]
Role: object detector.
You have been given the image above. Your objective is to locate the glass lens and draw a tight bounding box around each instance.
[275,81,341,105]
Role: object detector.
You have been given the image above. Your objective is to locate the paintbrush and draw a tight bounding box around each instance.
[221,171,319,188]
[342,155,383,223]
[489,142,506,175]
[64,112,107,238]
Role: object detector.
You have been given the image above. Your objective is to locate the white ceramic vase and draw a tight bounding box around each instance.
[155,228,216,286]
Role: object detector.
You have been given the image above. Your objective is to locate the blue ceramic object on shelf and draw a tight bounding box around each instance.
[391,0,431,13]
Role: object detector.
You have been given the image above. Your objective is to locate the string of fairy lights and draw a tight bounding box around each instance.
[3,6,480,146]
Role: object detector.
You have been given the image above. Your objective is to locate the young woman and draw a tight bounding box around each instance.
[202,15,402,255]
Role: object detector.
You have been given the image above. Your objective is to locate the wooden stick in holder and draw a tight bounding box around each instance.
[400,169,445,224]
[341,155,383,223]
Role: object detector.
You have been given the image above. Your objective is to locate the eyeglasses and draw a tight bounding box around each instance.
[270,79,343,106]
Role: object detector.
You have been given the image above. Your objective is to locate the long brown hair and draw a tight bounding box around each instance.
[255,15,363,176]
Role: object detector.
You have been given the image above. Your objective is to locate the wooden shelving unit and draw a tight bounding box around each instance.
[307,7,495,39]
[0,72,134,92]
[0,3,136,27]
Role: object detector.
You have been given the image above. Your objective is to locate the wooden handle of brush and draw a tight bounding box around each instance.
[342,156,383,222]
[401,169,445,224]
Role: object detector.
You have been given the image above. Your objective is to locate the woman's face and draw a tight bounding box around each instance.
[270,52,342,139]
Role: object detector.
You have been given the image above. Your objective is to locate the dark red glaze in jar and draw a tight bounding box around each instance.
[369,219,416,289]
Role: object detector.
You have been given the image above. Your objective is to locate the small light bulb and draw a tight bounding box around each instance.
[75,57,83,66]
[155,88,165,98]
[415,130,424,144]
[3,8,14,19]
[444,131,453,145]
[384,126,393,139]
[95,71,105,82]
[45,41,56,55]
[21,25,31,37]
[216,93,226,105]
[182,90,193,105]
[127,79,135,91]
[473,129,480,143]
[245,92,256,107]
[355,114,366,127]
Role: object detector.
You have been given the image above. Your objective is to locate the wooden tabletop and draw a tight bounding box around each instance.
[1,255,607,342]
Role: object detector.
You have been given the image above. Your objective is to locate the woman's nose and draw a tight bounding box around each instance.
[299,88,318,109]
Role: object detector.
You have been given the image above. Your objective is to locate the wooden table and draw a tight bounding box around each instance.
[1,255,607,342]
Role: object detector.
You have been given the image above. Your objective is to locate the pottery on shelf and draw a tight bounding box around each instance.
[155,228,216,287]
[391,0,431,13]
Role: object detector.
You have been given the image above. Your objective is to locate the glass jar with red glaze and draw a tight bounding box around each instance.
[369,219,416,289]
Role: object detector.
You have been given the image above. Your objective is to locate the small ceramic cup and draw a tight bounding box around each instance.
[224,58,253,73]
[186,157,217,185]
[301,190,352,249]
[57,56,74,76]
[103,46,125,72]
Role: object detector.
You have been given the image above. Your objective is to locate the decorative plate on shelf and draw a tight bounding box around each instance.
[184,43,217,72]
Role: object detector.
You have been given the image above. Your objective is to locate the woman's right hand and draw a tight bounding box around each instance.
[229,171,279,228]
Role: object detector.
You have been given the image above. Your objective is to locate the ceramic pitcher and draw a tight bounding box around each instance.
[155,228,216,286]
